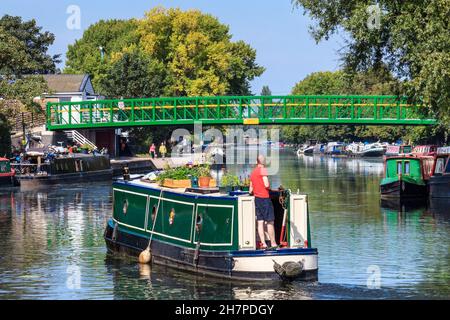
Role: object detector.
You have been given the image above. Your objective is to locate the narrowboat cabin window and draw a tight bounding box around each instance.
[397,161,402,175]
[435,158,445,174]
[0,161,9,173]
[404,161,410,175]
[445,158,450,174]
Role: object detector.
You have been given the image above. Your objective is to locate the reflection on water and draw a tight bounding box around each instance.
[0,150,448,299]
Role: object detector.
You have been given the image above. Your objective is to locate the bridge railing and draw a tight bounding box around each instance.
[46,95,436,130]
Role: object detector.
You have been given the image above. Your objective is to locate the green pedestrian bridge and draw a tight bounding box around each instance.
[46,95,437,130]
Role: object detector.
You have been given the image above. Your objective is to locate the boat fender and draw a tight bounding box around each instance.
[112,222,119,242]
[273,260,304,280]
[139,188,164,264]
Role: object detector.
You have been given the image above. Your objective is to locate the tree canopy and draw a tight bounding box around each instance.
[0,15,60,75]
[0,15,59,154]
[65,7,265,98]
[292,0,450,122]
[0,15,56,109]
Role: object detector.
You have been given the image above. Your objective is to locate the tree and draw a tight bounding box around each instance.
[260,86,272,96]
[0,15,59,155]
[292,0,450,123]
[0,15,60,74]
[99,49,166,98]
[65,19,139,90]
[65,7,265,97]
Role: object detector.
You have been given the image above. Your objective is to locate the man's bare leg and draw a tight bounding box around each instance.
[266,221,278,247]
[257,220,267,248]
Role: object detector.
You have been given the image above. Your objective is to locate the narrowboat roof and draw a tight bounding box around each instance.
[437,147,450,155]
[114,178,245,201]
[385,155,424,161]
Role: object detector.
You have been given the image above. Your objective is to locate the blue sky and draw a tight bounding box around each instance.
[1,0,344,95]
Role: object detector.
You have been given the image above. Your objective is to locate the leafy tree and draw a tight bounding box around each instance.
[292,0,450,123]
[0,15,58,155]
[0,15,60,74]
[99,49,166,98]
[65,19,139,90]
[260,86,272,96]
[65,7,264,97]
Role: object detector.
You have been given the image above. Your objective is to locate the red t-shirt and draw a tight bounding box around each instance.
[250,166,270,198]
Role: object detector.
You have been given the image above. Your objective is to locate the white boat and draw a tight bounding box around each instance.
[347,142,385,157]
[324,142,345,156]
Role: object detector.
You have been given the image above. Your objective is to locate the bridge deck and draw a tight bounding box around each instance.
[46,95,437,130]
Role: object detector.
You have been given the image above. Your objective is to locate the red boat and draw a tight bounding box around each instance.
[0,158,18,187]
[412,145,438,157]
[429,147,450,198]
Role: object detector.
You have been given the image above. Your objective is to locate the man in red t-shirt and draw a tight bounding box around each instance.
[250,155,277,249]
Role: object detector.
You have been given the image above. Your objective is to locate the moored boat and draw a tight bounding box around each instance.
[296,140,317,156]
[412,145,438,157]
[385,145,413,157]
[17,153,112,190]
[380,155,434,199]
[359,142,385,157]
[347,142,385,157]
[104,178,318,281]
[0,158,18,188]
[324,142,345,156]
[313,144,325,154]
[428,147,450,198]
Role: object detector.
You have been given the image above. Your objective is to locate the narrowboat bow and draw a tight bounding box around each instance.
[104,178,318,281]
[380,155,434,199]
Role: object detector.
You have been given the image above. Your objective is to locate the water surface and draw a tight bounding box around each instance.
[0,150,448,299]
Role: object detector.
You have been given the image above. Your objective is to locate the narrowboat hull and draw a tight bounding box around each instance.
[380,179,427,199]
[359,148,385,158]
[104,219,318,282]
[19,169,113,191]
[0,174,19,188]
[428,175,450,198]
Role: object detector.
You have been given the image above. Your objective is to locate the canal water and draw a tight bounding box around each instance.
[0,150,448,299]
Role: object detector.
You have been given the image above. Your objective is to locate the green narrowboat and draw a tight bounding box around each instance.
[104,178,318,281]
[380,155,434,199]
[0,158,18,188]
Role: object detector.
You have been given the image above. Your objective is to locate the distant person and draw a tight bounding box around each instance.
[249,155,278,250]
[149,143,156,159]
[159,142,167,159]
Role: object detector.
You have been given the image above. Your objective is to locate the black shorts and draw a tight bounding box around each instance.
[255,197,275,222]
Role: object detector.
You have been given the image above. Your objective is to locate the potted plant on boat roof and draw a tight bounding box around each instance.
[220,173,240,193]
[80,143,92,154]
[196,164,211,188]
[156,166,193,188]
[239,176,250,192]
